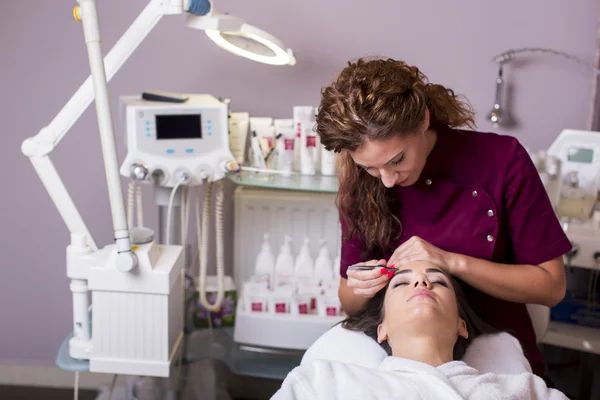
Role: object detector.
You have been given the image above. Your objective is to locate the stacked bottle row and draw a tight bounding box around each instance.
[242,234,343,317]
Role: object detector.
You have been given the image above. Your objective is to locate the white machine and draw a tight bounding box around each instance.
[536,129,600,269]
[120,93,238,317]
[21,0,293,382]
[120,94,236,186]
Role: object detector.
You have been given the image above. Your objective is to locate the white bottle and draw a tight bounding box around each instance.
[321,147,337,176]
[254,233,275,288]
[300,123,316,175]
[314,239,334,285]
[294,237,314,285]
[294,106,316,175]
[274,236,295,287]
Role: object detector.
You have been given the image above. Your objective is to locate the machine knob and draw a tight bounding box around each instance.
[565,242,578,270]
[565,242,578,262]
[564,170,580,188]
[130,163,149,181]
[221,160,240,173]
[151,169,165,185]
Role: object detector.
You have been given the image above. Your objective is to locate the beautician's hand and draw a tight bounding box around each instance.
[346,259,392,299]
[388,236,458,274]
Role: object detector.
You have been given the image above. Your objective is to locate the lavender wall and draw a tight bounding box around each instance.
[1,0,598,365]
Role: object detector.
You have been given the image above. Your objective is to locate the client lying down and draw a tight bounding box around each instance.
[271,261,567,399]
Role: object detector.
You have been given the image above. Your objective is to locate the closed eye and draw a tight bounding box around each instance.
[393,280,448,288]
[390,154,404,165]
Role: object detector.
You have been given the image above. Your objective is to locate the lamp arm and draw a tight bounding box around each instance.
[21,0,181,263]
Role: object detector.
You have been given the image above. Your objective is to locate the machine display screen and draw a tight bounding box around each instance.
[155,114,202,140]
[567,147,594,163]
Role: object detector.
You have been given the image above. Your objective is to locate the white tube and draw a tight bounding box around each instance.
[80,0,129,235]
[300,121,315,175]
[79,0,137,272]
[228,112,250,164]
[70,280,91,342]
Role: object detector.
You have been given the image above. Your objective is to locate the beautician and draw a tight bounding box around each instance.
[314,57,572,377]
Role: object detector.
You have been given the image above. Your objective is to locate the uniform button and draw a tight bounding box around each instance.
[487,235,494,242]
[472,190,478,197]
[425,179,432,185]
[487,209,494,217]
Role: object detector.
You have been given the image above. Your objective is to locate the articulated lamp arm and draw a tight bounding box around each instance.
[21,0,181,264]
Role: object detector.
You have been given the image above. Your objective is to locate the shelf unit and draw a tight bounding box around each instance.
[542,321,600,355]
[226,170,338,193]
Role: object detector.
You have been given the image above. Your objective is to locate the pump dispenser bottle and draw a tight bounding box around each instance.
[254,233,275,287]
[294,237,314,285]
[314,239,334,285]
[274,236,295,287]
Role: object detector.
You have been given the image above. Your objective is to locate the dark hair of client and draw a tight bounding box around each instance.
[342,278,498,360]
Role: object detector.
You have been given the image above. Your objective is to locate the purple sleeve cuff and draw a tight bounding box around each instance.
[514,235,572,266]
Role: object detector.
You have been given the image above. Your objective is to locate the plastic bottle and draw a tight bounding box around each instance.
[314,239,334,285]
[294,237,314,285]
[254,233,275,288]
[274,236,295,287]
[320,147,337,176]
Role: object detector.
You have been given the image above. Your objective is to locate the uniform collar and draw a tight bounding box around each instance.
[421,123,450,179]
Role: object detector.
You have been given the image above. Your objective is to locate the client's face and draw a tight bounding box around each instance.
[377,261,468,346]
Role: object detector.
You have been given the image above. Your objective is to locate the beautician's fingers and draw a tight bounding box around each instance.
[351,280,389,298]
[388,236,429,266]
[347,259,388,281]
[388,236,451,272]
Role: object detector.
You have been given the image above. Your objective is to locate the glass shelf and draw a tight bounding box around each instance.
[226,170,338,193]
[186,327,303,381]
[56,327,301,382]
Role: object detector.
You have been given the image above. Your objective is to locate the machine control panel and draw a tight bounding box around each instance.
[119,94,236,187]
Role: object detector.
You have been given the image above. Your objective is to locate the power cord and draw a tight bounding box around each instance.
[196,180,226,312]
[166,175,188,245]
[127,180,144,230]
[107,374,117,400]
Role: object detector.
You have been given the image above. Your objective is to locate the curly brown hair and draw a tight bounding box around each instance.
[315,57,476,253]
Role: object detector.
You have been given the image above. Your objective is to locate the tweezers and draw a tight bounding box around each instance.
[348,264,396,271]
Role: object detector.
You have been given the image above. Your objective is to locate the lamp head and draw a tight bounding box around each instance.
[487,64,505,127]
[185,13,296,66]
[487,103,505,127]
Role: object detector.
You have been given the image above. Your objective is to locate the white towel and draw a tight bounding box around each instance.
[271,356,568,400]
[438,360,567,400]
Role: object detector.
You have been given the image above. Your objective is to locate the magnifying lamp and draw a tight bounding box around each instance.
[186,11,296,66]
[22,0,296,265]
[20,0,296,375]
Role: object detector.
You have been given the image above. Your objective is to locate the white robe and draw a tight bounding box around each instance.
[271,356,568,400]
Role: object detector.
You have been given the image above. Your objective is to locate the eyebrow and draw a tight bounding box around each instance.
[394,268,448,277]
[356,151,404,169]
